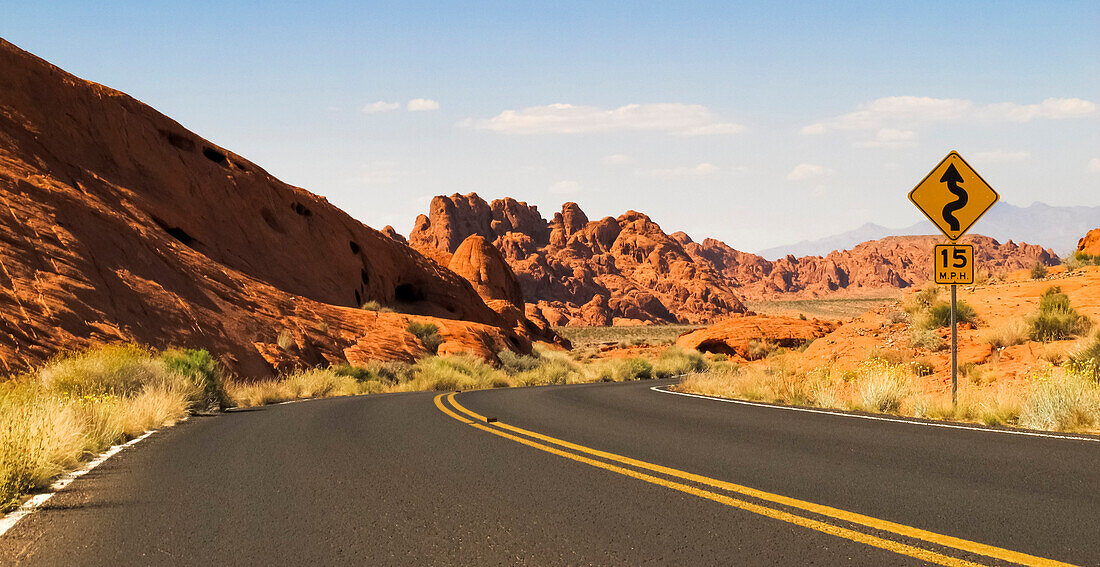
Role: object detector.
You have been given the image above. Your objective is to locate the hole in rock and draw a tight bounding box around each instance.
[260,207,285,233]
[153,217,197,247]
[354,289,362,306]
[349,241,361,254]
[164,132,195,152]
[202,146,228,166]
[394,283,424,303]
[291,202,312,217]
[361,268,370,285]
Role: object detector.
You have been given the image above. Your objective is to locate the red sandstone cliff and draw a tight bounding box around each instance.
[0,38,540,375]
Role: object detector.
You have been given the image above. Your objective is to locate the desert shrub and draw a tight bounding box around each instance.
[746,339,777,361]
[981,321,1027,349]
[798,313,807,321]
[3,346,210,511]
[858,365,908,413]
[276,329,295,350]
[867,348,910,366]
[331,363,377,382]
[958,362,984,385]
[361,300,382,311]
[593,358,654,382]
[1026,286,1092,342]
[910,328,944,351]
[654,347,707,378]
[403,355,502,391]
[921,299,977,329]
[1019,371,1100,431]
[407,321,443,354]
[159,348,230,410]
[1068,331,1100,382]
[498,350,541,374]
[1030,263,1048,280]
[39,345,168,397]
[512,350,579,386]
[363,360,416,384]
[910,358,935,377]
[906,283,940,313]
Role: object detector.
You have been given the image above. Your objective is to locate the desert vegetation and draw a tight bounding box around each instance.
[675,352,1100,432]
[1025,286,1092,342]
[0,346,227,512]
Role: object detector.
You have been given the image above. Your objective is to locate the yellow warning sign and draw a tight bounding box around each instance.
[934,244,974,285]
[909,151,999,241]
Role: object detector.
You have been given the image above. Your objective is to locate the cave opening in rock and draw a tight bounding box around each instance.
[361,268,370,285]
[291,202,312,217]
[165,132,195,152]
[394,283,424,303]
[354,289,362,306]
[202,146,228,166]
[349,241,361,254]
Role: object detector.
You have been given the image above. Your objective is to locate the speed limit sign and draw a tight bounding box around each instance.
[933,244,974,285]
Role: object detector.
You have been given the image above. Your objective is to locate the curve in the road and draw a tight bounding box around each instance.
[437,391,1075,567]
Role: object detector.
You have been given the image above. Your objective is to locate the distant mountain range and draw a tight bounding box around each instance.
[758,202,1100,260]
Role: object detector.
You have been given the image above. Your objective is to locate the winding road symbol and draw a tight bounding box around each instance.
[939,163,968,232]
[908,151,998,241]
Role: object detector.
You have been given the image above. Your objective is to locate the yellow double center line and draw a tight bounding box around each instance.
[434,392,1076,567]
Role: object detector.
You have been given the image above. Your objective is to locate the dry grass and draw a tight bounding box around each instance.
[0,346,213,512]
[675,358,1100,433]
[746,296,898,319]
[553,325,702,347]
[981,321,1028,349]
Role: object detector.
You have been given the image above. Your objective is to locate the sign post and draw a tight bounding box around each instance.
[909,152,998,408]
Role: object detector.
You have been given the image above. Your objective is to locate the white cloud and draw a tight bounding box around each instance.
[548,180,581,194]
[362,101,401,114]
[647,163,720,179]
[407,98,440,111]
[1089,158,1100,173]
[803,96,1096,134]
[854,128,917,148]
[603,154,633,165]
[787,163,833,181]
[466,103,744,135]
[972,150,1031,163]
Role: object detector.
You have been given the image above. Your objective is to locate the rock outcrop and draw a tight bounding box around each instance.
[0,38,535,376]
[676,316,840,361]
[409,193,1058,326]
[410,194,751,326]
[1078,229,1100,257]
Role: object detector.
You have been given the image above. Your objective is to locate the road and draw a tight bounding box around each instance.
[1,378,1097,565]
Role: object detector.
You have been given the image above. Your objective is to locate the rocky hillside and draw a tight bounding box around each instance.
[409,193,1059,326]
[0,38,550,376]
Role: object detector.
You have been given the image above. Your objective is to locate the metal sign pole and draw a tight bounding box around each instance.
[951,283,958,409]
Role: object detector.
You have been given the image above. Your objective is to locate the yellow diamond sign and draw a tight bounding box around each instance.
[909,151,999,241]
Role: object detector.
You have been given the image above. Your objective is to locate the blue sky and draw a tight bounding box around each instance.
[2,1,1097,251]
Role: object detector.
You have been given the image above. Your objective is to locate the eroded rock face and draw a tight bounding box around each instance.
[0,38,529,376]
[410,194,751,325]
[409,193,1060,326]
[1078,229,1100,256]
[676,316,840,361]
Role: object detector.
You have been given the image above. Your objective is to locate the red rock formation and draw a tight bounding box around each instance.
[410,194,751,325]
[1078,229,1100,256]
[684,235,1058,299]
[676,316,840,361]
[0,38,534,376]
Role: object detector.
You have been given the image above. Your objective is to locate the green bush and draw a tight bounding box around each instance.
[1026,286,1092,342]
[654,347,707,378]
[921,300,977,329]
[1030,263,1048,280]
[159,348,229,410]
[407,321,443,354]
[498,350,541,374]
[1069,331,1100,382]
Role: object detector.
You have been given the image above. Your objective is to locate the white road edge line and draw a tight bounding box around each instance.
[650,385,1100,443]
[0,417,188,538]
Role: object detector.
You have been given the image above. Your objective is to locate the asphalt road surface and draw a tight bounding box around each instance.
[2,378,1097,566]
